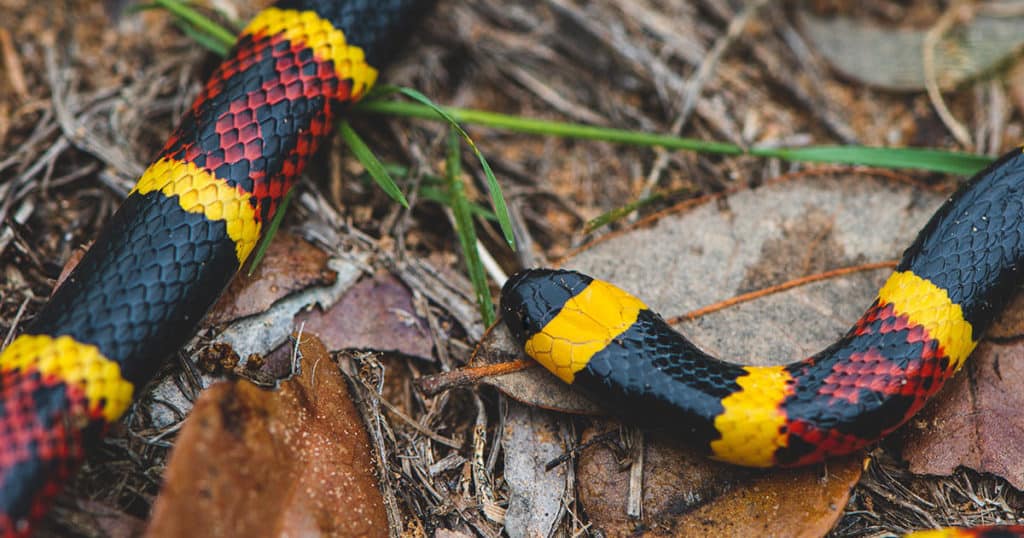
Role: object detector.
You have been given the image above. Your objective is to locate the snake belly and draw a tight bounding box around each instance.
[501,147,1024,468]
[0,1,428,534]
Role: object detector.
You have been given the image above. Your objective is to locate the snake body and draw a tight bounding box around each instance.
[500,147,1024,468]
[0,1,428,534]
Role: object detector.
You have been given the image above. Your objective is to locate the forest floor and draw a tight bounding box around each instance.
[2,0,1024,536]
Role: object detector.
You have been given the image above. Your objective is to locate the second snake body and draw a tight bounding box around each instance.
[501,148,1024,467]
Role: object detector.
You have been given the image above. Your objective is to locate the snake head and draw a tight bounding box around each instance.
[499,269,593,345]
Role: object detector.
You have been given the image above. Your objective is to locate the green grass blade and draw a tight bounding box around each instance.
[152,0,236,49]
[174,20,231,56]
[446,130,496,325]
[419,186,498,221]
[356,100,994,176]
[750,145,993,176]
[393,88,516,249]
[356,99,743,155]
[338,121,409,208]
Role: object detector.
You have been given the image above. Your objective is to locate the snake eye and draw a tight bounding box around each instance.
[500,269,592,345]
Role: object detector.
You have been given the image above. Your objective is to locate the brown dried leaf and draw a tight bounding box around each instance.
[296,271,433,359]
[145,334,388,538]
[54,247,86,292]
[206,232,336,325]
[902,339,1024,489]
[577,426,862,537]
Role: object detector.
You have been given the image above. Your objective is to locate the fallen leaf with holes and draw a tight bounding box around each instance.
[902,339,1024,489]
[577,426,862,537]
[478,171,956,536]
[206,232,336,325]
[145,335,387,538]
[296,271,433,359]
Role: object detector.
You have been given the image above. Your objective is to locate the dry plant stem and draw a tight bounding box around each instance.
[626,426,644,519]
[45,43,140,182]
[666,260,898,325]
[1,136,68,231]
[343,352,404,537]
[983,81,1007,155]
[642,0,770,197]
[923,1,975,150]
[2,297,31,348]
[415,358,535,397]
[397,258,484,341]
[354,361,463,449]
[773,13,859,144]
[472,394,501,524]
[0,199,34,258]
[501,62,607,125]
[441,206,508,286]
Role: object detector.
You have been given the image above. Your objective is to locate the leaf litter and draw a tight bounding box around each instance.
[4,0,1024,537]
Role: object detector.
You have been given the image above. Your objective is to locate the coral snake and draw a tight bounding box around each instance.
[0,0,1022,536]
[501,147,1024,534]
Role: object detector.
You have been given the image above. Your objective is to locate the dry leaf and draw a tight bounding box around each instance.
[207,233,336,325]
[146,335,387,538]
[502,401,572,538]
[799,11,1024,91]
[577,426,862,537]
[296,271,433,359]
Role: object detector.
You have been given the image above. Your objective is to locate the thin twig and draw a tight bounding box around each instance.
[667,260,897,325]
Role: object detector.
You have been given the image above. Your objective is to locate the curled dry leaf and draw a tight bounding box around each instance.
[145,334,388,538]
[296,271,434,359]
[479,172,954,535]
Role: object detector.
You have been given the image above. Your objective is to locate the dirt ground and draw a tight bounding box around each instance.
[2,0,1024,536]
